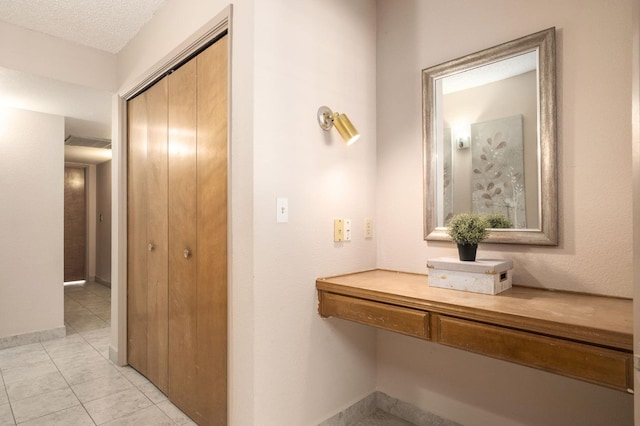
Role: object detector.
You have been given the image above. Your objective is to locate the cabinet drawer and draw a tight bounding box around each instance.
[319,292,429,339]
[433,315,633,392]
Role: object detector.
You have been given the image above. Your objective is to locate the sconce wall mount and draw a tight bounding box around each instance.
[317,106,360,145]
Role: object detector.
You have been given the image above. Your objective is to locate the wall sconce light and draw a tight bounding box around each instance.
[317,106,360,145]
[452,123,470,150]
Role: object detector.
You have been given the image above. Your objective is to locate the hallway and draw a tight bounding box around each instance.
[0,282,194,425]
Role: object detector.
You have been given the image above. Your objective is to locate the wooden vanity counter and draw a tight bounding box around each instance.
[316,269,633,393]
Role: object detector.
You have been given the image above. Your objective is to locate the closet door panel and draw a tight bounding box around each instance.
[145,78,170,393]
[196,36,229,425]
[127,93,149,375]
[168,59,198,416]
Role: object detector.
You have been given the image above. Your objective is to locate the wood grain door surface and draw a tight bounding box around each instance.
[127,34,228,426]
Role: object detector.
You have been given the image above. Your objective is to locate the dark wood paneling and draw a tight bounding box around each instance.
[64,167,86,282]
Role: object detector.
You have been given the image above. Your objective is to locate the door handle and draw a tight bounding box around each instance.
[148,243,155,252]
[183,248,191,259]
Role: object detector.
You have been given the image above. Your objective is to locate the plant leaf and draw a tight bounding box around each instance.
[476,183,484,190]
[484,163,494,172]
[481,193,492,200]
[473,169,482,174]
[496,141,507,149]
[494,187,502,195]
[494,171,502,178]
[487,182,494,191]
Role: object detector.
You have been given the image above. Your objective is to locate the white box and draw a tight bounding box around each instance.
[426,257,513,295]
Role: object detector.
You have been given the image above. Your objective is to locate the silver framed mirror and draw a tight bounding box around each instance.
[423,28,557,245]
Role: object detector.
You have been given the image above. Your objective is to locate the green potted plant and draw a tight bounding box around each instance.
[484,213,513,229]
[447,213,489,261]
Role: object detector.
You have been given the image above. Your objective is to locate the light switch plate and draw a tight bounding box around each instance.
[334,219,344,242]
[277,198,288,223]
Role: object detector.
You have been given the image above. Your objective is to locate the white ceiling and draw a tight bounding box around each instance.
[0,0,167,54]
[0,0,168,164]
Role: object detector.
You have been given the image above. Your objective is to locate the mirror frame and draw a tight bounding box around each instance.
[423,27,558,245]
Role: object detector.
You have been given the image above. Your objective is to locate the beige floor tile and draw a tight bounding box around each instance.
[101,405,173,426]
[18,405,94,426]
[157,400,195,425]
[41,334,85,351]
[45,342,97,360]
[136,381,167,404]
[69,318,110,333]
[83,388,152,425]
[59,359,121,386]
[5,371,68,402]
[0,343,43,361]
[1,360,58,385]
[0,403,15,426]
[0,377,8,406]
[115,366,150,387]
[72,374,133,404]
[0,349,50,371]
[53,349,106,371]
[11,388,80,424]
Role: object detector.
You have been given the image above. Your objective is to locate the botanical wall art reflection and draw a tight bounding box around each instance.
[470,115,526,228]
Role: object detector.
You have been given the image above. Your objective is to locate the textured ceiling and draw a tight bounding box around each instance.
[0,0,167,53]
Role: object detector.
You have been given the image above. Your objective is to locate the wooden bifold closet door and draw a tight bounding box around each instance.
[127,34,228,426]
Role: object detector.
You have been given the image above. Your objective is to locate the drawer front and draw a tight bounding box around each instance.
[320,292,429,339]
[433,315,632,392]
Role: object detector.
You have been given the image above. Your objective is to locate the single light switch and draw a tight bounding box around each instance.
[277,198,288,223]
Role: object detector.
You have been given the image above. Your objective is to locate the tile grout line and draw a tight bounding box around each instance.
[0,369,17,425]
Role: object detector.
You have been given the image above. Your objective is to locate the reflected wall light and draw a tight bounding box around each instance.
[317,106,360,145]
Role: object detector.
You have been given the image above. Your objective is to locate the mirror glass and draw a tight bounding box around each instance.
[423,28,558,245]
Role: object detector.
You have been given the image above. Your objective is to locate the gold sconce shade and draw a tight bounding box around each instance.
[317,106,360,145]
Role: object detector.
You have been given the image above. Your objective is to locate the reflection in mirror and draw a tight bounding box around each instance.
[423,28,557,245]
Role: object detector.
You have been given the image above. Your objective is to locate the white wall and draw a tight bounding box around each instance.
[376,0,634,424]
[0,21,116,92]
[0,107,64,338]
[632,0,640,419]
[252,0,377,423]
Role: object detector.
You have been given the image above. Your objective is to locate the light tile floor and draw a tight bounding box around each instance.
[0,281,195,425]
[353,410,414,426]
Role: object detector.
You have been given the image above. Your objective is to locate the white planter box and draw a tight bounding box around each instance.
[426,257,513,295]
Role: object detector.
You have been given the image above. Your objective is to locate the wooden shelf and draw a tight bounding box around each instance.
[316,269,633,393]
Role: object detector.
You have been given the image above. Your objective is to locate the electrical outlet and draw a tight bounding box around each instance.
[344,219,352,241]
[364,217,373,239]
[334,219,344,242]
